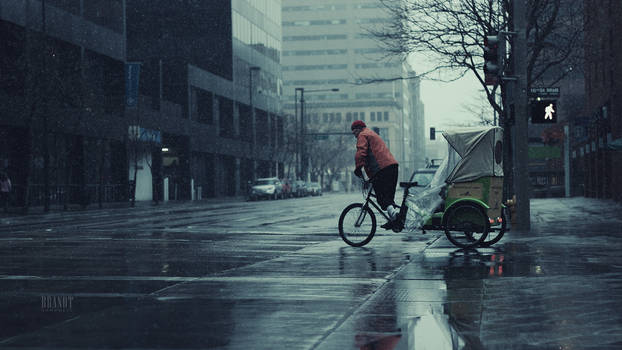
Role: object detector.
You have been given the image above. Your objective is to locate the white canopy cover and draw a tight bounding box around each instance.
[443,126,504,183]
[404,126,504,230]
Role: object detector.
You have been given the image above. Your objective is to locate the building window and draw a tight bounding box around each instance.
[360,112,365,121]
[384,111,389,121]
[346,112,352,121]
[323,113,329,123]
[353,112,359,120]
[370,112,376,121]
[336,112,342,123]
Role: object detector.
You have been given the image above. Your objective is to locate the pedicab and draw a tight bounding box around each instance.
[406,126,507,248]
[338,126,508,249]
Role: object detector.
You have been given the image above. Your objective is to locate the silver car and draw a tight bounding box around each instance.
[249,177,283,200]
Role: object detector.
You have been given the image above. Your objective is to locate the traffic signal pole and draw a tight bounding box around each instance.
[513,0,531,231]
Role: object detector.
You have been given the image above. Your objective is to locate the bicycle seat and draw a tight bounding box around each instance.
[399,181,418,188]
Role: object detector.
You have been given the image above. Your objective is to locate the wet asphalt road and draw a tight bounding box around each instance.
[1,193,622,349]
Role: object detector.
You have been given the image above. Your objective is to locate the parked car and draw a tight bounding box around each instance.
[292,180,308,197]
[306,182,322,196]
[249,177,283,200]
[410,168,437,187]
[280,178,292,198]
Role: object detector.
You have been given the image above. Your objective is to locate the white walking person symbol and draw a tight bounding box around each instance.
[544,103,555,120]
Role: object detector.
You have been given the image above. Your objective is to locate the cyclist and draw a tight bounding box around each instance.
[351,120,400,229]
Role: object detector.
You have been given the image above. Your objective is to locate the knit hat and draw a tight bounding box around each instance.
[351,120,366,130]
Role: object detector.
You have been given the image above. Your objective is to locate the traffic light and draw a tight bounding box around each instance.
[484,33,500,85]
[530,99,557,123]
[430,127,436,140]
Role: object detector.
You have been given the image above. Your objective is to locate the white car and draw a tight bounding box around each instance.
[249,177,283,200]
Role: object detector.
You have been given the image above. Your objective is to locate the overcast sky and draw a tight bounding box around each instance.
[409,54,494,131]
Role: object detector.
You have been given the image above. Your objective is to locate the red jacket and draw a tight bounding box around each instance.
[355,128,398,177]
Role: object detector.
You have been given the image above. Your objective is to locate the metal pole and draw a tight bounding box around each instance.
[294,90,299,179]
[41,0,50,212]
[300,88,306,181]
[513,0,530,231]
[249,66,259,180]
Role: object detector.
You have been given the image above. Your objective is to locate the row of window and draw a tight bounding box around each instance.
[282,64,348,71]
[284,48,387,56]
[282,18,388,26]
[283,19,347,26]
[284,79,349,86]
[283,34,374,41]
[304,111,391,124]
[283,3,383,11]
[285,93,398,101]
[283,34,347,41]
[283,63,399,71]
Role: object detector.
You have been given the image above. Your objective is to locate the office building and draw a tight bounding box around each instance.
[281,0,426,181]
[0,0,284,208]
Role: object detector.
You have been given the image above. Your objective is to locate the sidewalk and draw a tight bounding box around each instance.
[316,196,622,349]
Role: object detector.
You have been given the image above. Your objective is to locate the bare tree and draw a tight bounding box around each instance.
[370,0,582,115]
[368,0,583,196]
[306,123,352,191]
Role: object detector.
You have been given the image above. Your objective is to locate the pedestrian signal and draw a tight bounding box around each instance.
[531,100,557,124]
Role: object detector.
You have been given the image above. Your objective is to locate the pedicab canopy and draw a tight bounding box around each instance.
[443,126,504,183]
[404,126,504,230]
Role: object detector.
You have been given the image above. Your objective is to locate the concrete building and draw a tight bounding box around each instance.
[0,0,284,208]
[281,0,426,182]
[579,0,622,201]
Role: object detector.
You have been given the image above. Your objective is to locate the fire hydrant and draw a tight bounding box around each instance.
[505,195,517,225]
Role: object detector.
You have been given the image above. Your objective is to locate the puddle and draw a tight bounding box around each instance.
[357,313,465,349]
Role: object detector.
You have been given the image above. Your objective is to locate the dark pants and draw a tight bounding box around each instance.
[372,164,398,210]
[0,191,9,212]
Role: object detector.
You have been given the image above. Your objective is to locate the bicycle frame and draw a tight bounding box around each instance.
[361,188,391,222]
[360,179,415,227]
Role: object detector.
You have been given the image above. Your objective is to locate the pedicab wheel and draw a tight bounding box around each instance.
[479,207,508,247]
[444,203,489,249]
[339,203,376,247]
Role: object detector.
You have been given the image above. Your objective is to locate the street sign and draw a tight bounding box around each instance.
[528,87,560,97]
[129,126,162,144]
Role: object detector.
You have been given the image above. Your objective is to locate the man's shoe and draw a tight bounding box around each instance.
[381,221,395,230]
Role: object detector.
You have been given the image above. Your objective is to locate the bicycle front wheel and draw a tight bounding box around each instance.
[339,203,376,247]
[444,203,489,249]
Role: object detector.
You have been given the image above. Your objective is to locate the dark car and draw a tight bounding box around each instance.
[292,180,308,197]
[410,168,437,187]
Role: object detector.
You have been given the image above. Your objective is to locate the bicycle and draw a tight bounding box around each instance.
[338,177,490,249]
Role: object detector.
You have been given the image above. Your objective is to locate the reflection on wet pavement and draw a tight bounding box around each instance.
[2,196,622,348]
[355,313,465,350]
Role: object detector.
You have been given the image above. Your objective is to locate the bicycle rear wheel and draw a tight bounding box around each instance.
[444,203,489,249]
[339,203,376,247]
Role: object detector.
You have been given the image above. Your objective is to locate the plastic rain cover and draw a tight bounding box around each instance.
[404,146,460,230]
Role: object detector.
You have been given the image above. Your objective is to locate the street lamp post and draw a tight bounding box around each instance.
[249,66,260,180]
[295,87,339,182]
[294,89,299,178]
